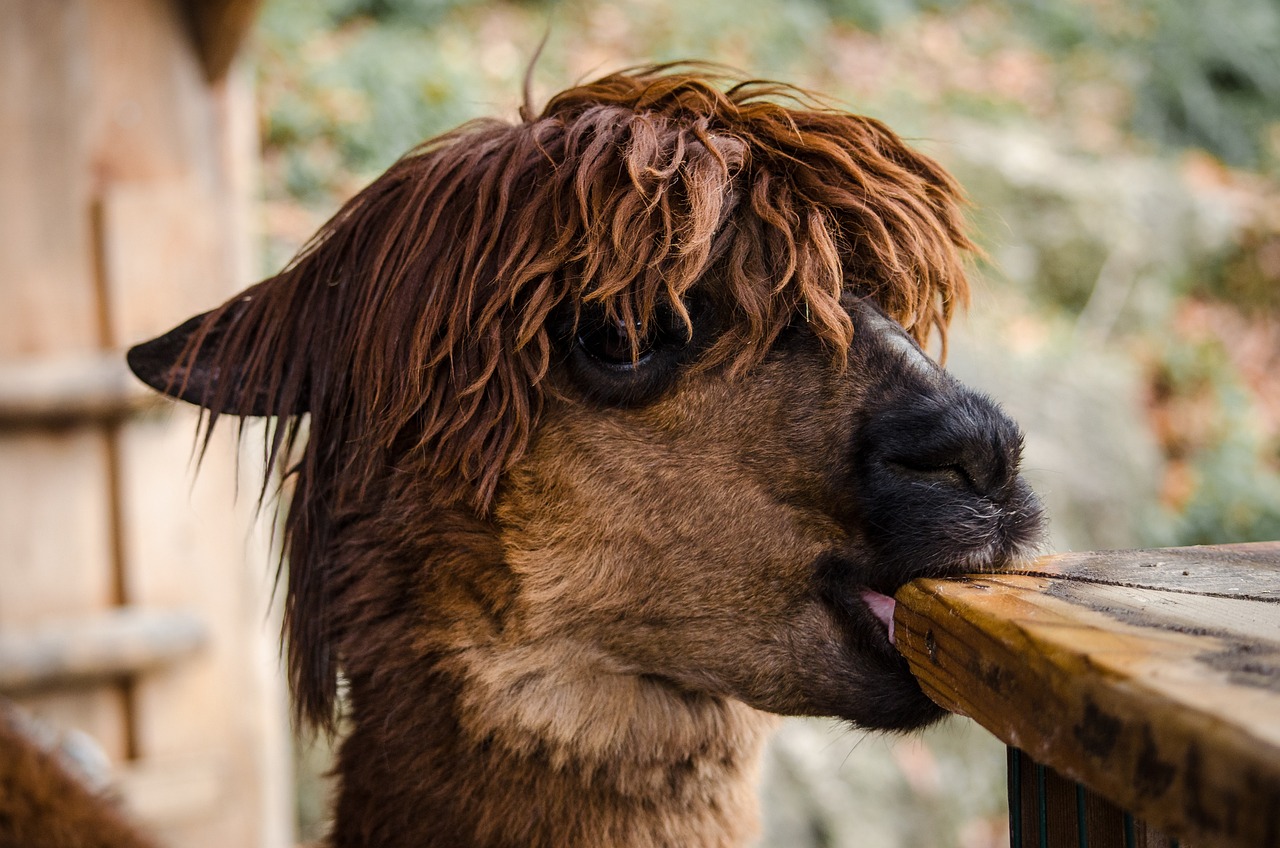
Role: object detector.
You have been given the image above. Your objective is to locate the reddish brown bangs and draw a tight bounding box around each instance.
[205,64,972,503]
[537,67,973,366]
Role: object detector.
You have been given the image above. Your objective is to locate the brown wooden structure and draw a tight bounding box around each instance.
[0,1,290,845]
[897,542,1280,848]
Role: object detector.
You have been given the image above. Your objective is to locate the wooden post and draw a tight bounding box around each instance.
[0,1,289,845]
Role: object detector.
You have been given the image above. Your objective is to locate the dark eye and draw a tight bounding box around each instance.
[562,300,702,406]
[576,316,658,368]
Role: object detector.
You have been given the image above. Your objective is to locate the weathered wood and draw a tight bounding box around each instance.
[83,2,292,846]
[0,608,207,693]
[0,353,157,426]
[896,541,1280,848]
[1,1,288,845]
[177,0,262,82]
[1006,542,1280,601]
[0,0,133,768]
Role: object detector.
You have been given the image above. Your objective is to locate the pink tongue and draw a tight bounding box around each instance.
[860,589,896,644]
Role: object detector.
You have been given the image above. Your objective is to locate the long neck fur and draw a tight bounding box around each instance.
[323,510,777,848]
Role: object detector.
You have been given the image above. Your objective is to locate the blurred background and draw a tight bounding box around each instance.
[2,0,1277,846]
[256,4,1278,841]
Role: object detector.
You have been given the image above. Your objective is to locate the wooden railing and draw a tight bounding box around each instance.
[896,542,1280,848]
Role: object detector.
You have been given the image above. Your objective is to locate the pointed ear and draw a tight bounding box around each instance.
[126,295,309,416]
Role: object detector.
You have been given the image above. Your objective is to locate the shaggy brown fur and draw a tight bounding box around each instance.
[0,706,155,848]
[122,65,1042,847]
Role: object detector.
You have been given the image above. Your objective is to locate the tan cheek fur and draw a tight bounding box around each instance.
[463,360,855,749]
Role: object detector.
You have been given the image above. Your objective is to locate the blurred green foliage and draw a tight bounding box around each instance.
[257,0,848,201]
[1147,330,1280,546]
[816,0,962,33]
[819,0,1280,169]
[258,0,1280,205]
[1131,1,1280,170]
[259,0,503,200]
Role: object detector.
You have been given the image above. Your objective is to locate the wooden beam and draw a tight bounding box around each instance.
[0,352,157,426]
[0,607,207,693]
[176,0,262,83]
[0,0,133,763]
[895,542,1280,848]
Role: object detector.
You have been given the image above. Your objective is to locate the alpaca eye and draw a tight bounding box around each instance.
[563,301,700,407]
[576,317,656,367]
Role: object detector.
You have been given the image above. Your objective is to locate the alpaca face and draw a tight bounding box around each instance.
[126,67,1044,735]
[493,297,1042,731]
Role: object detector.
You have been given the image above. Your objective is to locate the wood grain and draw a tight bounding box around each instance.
[0,0,132,767]
[85,2,291,845]
[896,542,1280,848]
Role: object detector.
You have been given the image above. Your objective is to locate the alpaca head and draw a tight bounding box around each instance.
[127,65,1044,738]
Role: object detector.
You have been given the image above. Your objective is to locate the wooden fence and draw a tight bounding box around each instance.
[897,542,1280,848]
[0,1,290,845]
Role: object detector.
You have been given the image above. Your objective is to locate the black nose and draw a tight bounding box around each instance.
[874,391,1023,499]
[851,380,1042,583]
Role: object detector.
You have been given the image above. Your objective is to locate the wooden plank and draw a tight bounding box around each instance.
[0,607,207,693]
[0,0,132,765]
[895,544,1280,848]
[0,433,131,760]
[84,0,225,186]
[0,352,156,425]
[1008,748,1191,848]
[1008,541,1280,601]
[114,414,291,848]
[1079,783,1126,848]
[1,1,285,846]
[1041,762,1079,848]
[0,0,98,359]
[116,754,229,828]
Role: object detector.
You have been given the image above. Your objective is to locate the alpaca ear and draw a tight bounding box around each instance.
[127,296,309,416]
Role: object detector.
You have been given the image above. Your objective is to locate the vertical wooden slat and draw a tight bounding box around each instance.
[0,0,131,765]
[1014,749,1041,847]
[1,1,289,846]
[1009,748,1190,848]
[84,1,290,846]
[1009,747,1025,848]
[1044,762,1082,848]
[0,0,98,356]
[1081,787,1127,848]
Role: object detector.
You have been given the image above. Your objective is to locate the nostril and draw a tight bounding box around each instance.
[888,458,980,493]
[861,389,1026,500]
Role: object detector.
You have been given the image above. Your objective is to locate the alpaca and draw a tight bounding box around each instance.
[110,65,1038,847]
